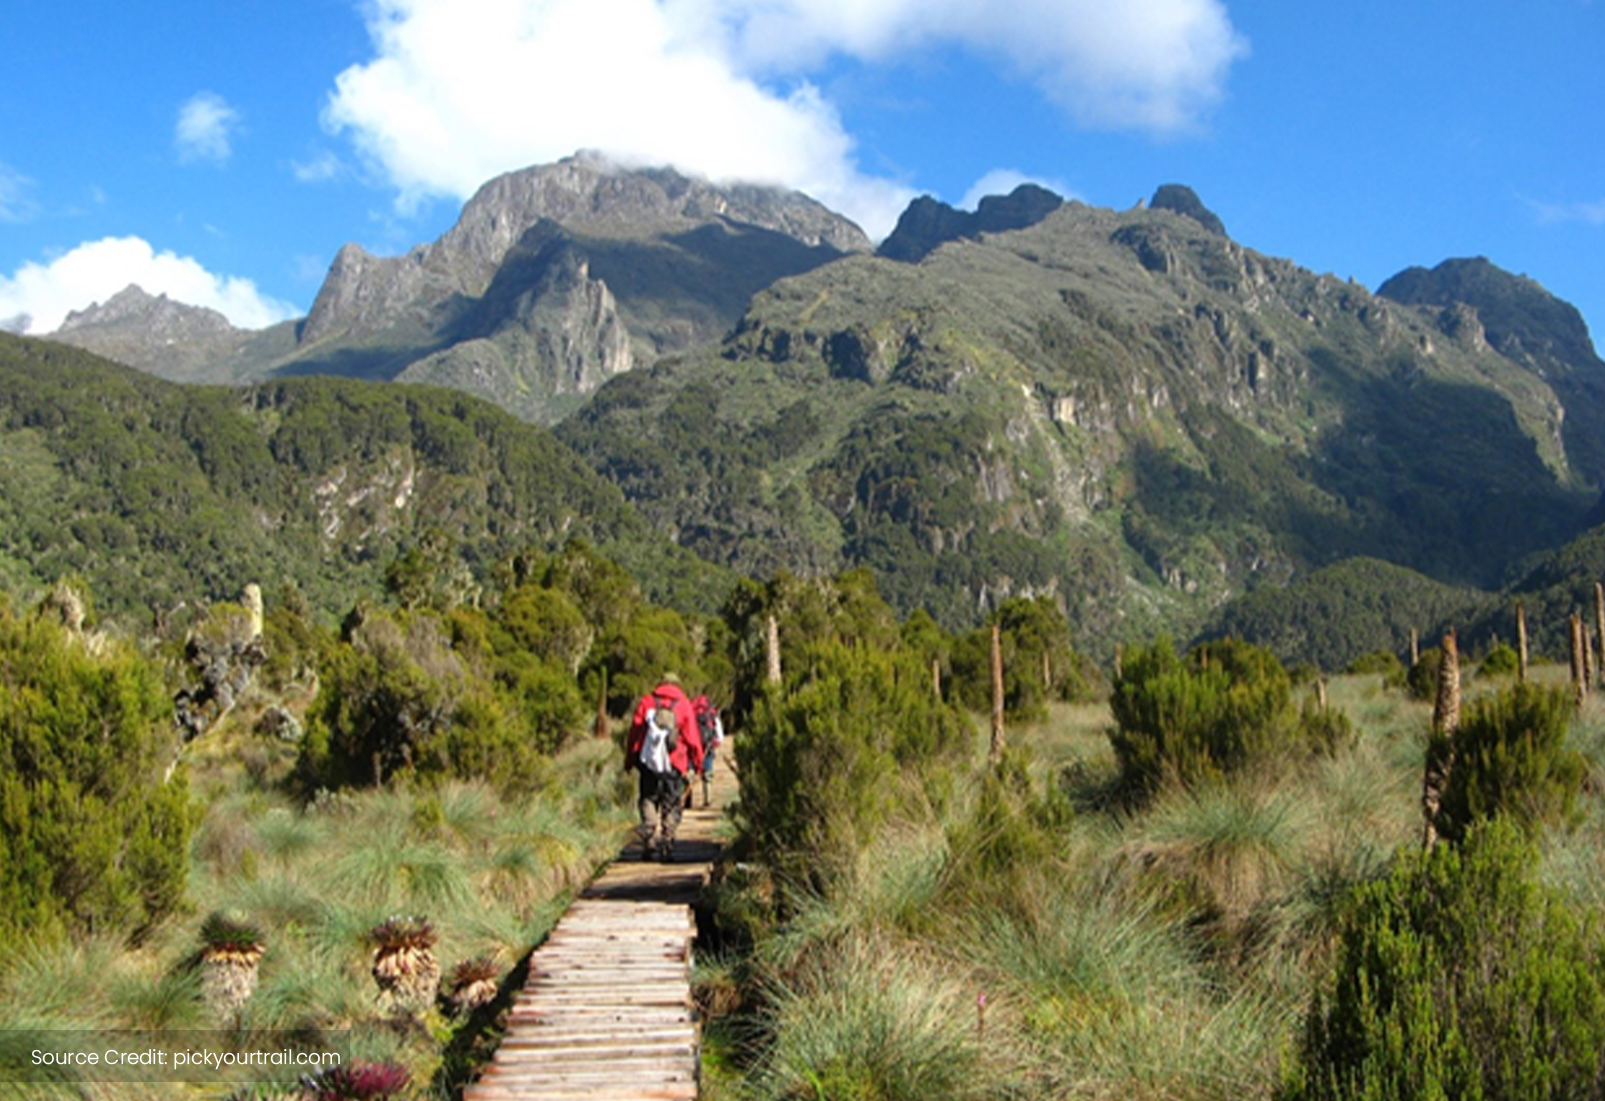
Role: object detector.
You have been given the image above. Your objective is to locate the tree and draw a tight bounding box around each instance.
[0,601,193,939]
[735,639,969,890]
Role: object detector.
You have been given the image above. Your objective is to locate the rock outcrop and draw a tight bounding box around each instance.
[878,183,1064,263]
[50,286,254,381]
[1149,184,1227,236]
[293,153,868,420]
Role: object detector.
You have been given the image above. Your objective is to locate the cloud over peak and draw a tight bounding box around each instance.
[0,237,297,335]
[322,0,1245,237]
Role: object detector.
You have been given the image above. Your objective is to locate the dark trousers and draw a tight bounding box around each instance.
[637,769,687,850]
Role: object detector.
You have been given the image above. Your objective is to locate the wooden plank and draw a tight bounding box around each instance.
[464,746,738,1100]
[468,1087,696,1101]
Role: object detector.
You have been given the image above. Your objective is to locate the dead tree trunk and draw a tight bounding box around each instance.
[1410,627,1420,668]
[990,623,1005,764]
[1516,602,1529,684]
[765,614,782,687]
[1422,628,1460,851]
[593,667,609,740]
[1571,613,1587,709]
[1595,583,1605,684]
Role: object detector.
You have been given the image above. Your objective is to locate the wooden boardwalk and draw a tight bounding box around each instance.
[464,750,733,1101]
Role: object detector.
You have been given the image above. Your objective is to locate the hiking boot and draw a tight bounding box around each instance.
[658,843,675,863]
[641,840,657,861]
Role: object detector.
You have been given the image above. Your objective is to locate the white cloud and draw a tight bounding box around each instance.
[176,92,242,164]
[1529,197,1605,227]
[322,0,1244,238]
[676,0,1247,130]
[0,162,38,223]
[0,237,298,334]
[293,149,346,183]
[959,168,1075,211]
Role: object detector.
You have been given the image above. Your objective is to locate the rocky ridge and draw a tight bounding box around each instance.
[50,286,270,382]
[562,184,1604,649]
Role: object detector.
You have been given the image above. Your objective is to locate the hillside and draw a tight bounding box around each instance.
[0,332,727,625]
[559,185,1603,652]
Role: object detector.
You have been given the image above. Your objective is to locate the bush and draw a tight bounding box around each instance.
[1405,647,1442,701]
[1108,637,1308,798]
[1431,681,1585,844]
[1284,819,1605,1101]
[1343,650,1403,680]
[735,640,969,890]
[1478,642,1520,678]
[0,604,194,940]
[950,596,1101,722]
[298,608,560,794]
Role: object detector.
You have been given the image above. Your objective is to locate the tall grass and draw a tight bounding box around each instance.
[0,736,633,1100]
[717,677,1461,1101]
[746,932,1008,1101]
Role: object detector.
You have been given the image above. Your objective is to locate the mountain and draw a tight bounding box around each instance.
[558,184,1604,652]
[877,183,1064,263]
[0,331,727,624]
[1378,256,1605,488]
[47,154,871,424]
[48,285,297,384]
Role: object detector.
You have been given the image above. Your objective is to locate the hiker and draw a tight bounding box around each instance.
[624,676,703,861]
[692,695,724,807]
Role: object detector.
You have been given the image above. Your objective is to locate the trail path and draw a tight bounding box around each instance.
[464,750,734,1101]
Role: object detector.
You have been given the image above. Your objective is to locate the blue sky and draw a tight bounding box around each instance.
[2,0,1602,349]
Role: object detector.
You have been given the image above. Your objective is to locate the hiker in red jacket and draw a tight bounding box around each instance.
[623,676,703,861]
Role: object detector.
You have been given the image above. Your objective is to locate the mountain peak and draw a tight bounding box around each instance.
[57,284,234,336]
[1149,184,1226,236]
[1377,256,1598,367]
[877,183,1064,263]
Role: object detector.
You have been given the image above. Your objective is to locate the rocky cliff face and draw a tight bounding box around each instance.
[50,286,250,381]
[877,183,1064,263]
[563,186,1601,647]
[1378,257,1605,487]
[293,154,869,420]
[397,223,635,421]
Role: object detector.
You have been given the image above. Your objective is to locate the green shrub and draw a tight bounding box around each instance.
[1284,819,1605,1101]
[950,596,1101,722]
[1478,642,1520,678]
[298,608,560,794]
[1432,681,1585,844]
[1343,650,1404,680]
[1405,647,1442,701]
[0,604,194,940]
[735,640,969,890]
[1301,696,1357,757]
[1108,637,1307,797]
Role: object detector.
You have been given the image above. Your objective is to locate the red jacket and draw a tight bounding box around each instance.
[625,683,703,774]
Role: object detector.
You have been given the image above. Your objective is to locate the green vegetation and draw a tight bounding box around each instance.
[736,639,970,889]
[949,596,1103,722]
[0,333,728,629]
[0,598,192,941]
[1108,636,1328,798]
[1210,558,1496,671]
[1285,820,1605,1101]
[705,606,1605,1101]
[1431,682,1587,843]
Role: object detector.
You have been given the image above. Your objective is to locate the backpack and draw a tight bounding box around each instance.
[694,696,721,745]
[638,696,679,774]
